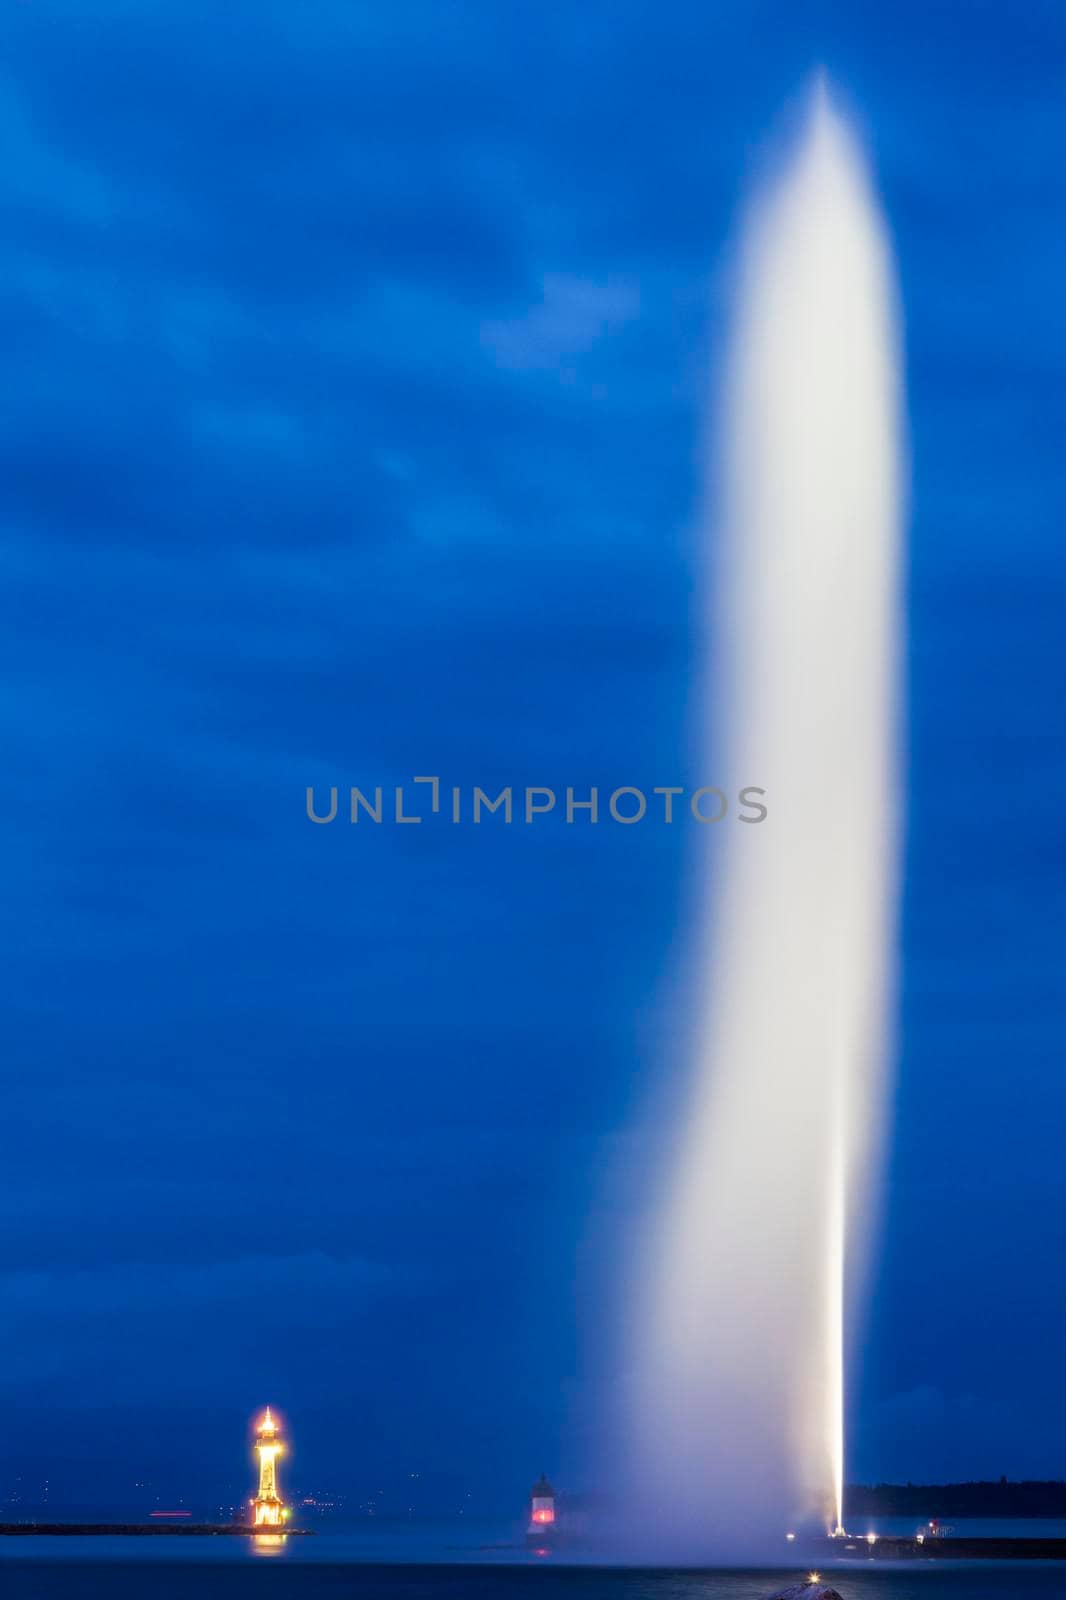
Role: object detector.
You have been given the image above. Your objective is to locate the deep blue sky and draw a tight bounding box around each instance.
[1,0,1063,1515]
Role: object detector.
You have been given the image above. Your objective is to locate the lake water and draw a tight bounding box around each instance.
[4,1527,1066,1600]
[3,1557,1066,1600]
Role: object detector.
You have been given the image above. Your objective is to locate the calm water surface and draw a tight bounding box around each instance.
[4,1532,1066,1600]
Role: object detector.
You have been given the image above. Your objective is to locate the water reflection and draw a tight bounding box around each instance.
[252,1534,288,1556]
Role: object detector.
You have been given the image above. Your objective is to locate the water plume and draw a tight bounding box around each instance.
[629,83,904,1556]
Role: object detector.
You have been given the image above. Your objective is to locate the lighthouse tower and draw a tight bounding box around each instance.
[252,1408,286,1527]
[527,1474,556,1536]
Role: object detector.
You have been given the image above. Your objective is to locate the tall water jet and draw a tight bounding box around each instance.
[629,84,904,1555]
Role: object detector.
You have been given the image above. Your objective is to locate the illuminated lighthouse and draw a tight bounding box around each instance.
[251,1408,286,1527]
[527,1474,556,1536]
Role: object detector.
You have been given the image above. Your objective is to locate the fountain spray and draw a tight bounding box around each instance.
[629,81,904,1555]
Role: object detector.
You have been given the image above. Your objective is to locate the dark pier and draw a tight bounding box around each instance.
[824,1534,1066,1561]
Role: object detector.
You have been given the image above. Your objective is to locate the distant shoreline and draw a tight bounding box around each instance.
[847,1481,1066,1518]
[0,1525,313,1537]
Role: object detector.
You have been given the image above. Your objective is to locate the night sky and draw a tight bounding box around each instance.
[2,1,1064,1516]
